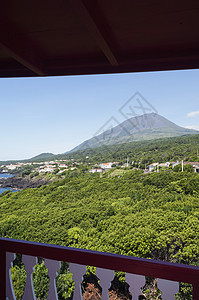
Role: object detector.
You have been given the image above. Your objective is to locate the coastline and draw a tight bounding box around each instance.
[0,174,51,190]
[0,173,14,194]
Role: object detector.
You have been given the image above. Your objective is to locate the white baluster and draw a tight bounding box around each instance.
[6,252,16,300]
[125,273,145,300]
[69,263,86,300]
[157,279,179,300]
[22,255,37,300]
[45,259,61,300]
[96,268,115,300]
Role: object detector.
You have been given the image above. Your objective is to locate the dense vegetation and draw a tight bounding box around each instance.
[0,167,199,299]
[62,134,199,166]
[1,134,199,166]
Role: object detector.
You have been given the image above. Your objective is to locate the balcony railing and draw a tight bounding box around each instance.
[0,237,199,300]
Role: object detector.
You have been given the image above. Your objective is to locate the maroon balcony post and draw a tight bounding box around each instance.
[193,283,199,300]
[0,246,6,300]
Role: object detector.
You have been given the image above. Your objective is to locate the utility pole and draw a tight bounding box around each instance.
[182,160,183,172]
[127,157,129,167]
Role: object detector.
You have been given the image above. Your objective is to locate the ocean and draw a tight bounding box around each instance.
[0,173,14,194]
[0,173,13,178]
[0,187,12,194]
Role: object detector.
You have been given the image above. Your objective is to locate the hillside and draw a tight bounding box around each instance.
[70,113,198,152]
[1,169,198,261]
[29,153,55,161]
[59,134,199,166]
[1,134,199,170]
[0,170,199,299]
[0,116,198,165]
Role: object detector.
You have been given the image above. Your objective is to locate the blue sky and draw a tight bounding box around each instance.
[0,69,199,161]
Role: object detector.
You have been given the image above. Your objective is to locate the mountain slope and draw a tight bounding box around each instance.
[29,153,55,161]
[70,113,198,152]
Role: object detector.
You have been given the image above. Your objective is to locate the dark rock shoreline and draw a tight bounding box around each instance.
[0,176,50,190]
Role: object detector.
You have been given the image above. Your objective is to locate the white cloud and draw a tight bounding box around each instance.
[187,110,199,117]
[185,125,199,131]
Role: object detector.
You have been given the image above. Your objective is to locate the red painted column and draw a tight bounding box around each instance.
[193,283,199,300]
[0,248,6,299]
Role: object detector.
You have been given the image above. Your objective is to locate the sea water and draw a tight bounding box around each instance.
[0,173,14,194]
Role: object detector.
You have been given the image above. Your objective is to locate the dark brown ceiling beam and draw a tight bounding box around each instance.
[44,51,199,76]
[0,33,45,76]
[68,0,119,66]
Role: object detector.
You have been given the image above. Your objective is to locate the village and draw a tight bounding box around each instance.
[1,159,199,175]
[0,160,76,174]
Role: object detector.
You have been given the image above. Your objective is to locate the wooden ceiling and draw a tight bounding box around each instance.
[0,0,199,77]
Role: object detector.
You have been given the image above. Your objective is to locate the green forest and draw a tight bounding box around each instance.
[51,134,199,166]
[1,133,199,167]
[0,166,199,299]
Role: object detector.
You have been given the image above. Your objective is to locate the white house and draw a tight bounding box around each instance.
[149,163,158,172]
[99,162,113,169]
[7,164,19,170]
[89,168,103,173]
[171,161,180,168]
[158,162,170,168]
[39,167,55,173]
[59,164,68,168]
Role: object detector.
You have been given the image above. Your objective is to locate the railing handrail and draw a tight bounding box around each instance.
[1,237,199,286]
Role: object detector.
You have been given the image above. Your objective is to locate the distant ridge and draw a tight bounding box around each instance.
[1,113,198,163]
[69,113,198,152]
[29,153,55,161]
[0,153,55,165]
